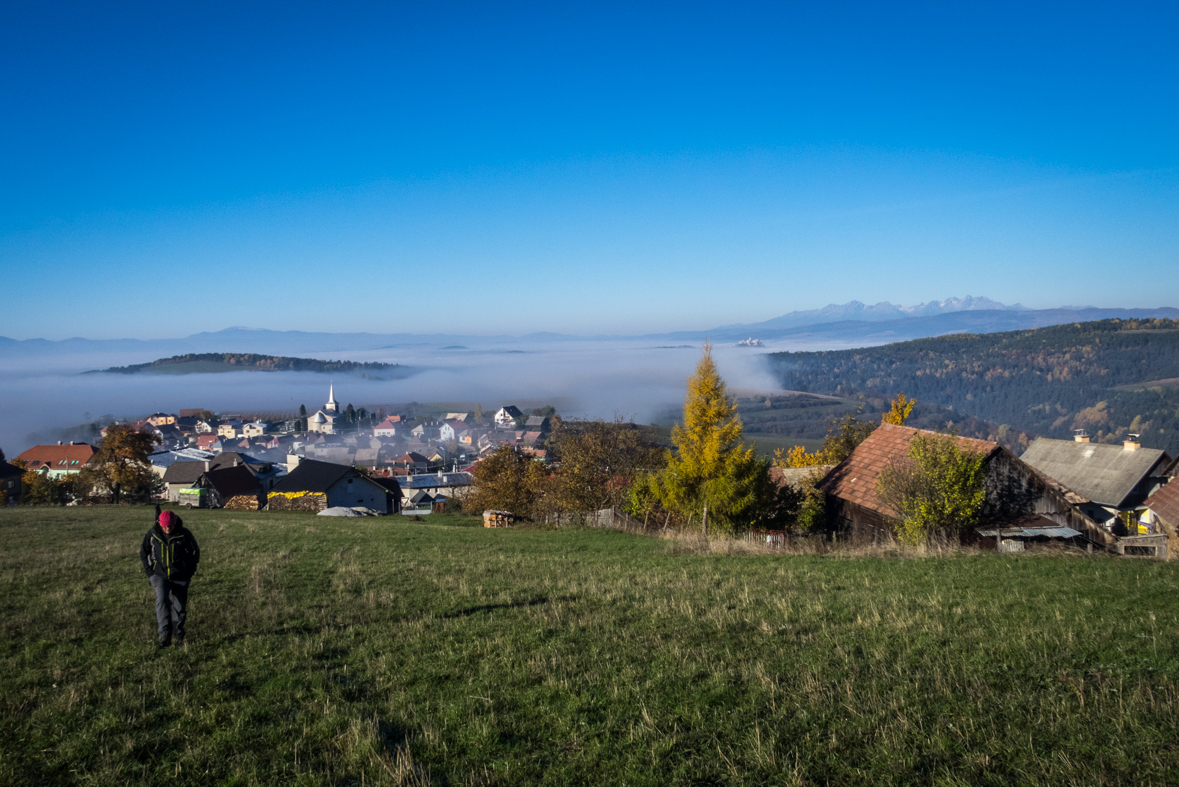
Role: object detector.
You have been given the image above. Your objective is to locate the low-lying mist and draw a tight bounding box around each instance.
[0,339,788,452]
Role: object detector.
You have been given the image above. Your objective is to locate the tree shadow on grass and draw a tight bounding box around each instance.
[438,594,577,620]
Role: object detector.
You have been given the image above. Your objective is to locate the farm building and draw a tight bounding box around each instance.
[190,464,266,510]
[1019,435,1171,529]
[268,459,400,514]
[398,472,472,511]
[818,424,1103,544]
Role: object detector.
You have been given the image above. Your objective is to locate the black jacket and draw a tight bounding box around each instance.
[140,523,200,581]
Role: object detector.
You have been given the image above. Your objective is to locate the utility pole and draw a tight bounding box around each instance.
[702,503,708,538]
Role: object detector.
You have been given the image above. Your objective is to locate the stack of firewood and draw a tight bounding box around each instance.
[223,496,260,511]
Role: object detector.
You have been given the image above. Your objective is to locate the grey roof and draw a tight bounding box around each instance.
[162,462,208,484]
[1019,438,1169,507]
[272,459,355,494]
[402,473,472,489]
[354,448,380,464]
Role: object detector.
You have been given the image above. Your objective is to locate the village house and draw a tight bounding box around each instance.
[146,412,177,426]
[817,424,1103,544]
[268,459,400,513]
[1,461,23,504]
[1018,433,1172,530]
[524,415,550,431]
[161,452,281,502]
[439,420,467,442]
[494,405,524,429]
[16,443,97,479]
[393,452,430,473]
[373,418,402,438]
[217,420,243,439]
[399,472,472,511]
[242,420,270,438]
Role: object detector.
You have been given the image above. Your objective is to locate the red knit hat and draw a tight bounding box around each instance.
[159,510,179,529]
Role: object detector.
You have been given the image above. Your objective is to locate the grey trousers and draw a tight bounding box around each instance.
[149,575,190,642]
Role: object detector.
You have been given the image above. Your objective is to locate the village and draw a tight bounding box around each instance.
[0,385,557,517]
[3,381,1178,558]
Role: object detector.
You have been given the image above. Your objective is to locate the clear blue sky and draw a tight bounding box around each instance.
[2,1,1176,339]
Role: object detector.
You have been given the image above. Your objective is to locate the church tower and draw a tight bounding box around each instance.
[326,383,339,413]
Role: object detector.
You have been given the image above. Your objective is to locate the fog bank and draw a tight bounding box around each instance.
[0,339,789,453]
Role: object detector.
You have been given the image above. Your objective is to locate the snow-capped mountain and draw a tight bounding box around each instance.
[720,296,1027,332]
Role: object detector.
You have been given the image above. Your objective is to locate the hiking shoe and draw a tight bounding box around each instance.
[158,639,171,648]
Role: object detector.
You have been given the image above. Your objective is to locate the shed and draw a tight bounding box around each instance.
[1142,478,1179,558]
[195,464,265,510]
[818,424,1103,544]
[269,459,397,514]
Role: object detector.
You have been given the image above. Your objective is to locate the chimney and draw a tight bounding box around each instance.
[1074,430,1090,443]
[204,461,210,471]
[57,441,62,445]
[1124,434,1141,452]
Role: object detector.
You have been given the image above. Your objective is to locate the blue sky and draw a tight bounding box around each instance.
[2,1,1177,339]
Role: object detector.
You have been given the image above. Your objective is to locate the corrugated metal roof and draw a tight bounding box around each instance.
[976,525,1082,539]
[402,473,472,489]
[1019,438,1167,507]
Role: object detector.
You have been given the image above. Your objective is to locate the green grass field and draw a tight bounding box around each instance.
[2,507,1177,786]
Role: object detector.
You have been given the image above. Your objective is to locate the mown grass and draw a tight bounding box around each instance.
[1,507,1177,786]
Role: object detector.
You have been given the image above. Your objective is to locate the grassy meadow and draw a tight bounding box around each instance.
[1,507,1177,785]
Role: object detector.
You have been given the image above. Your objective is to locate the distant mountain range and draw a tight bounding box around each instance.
[712,295,1026,333]
[2,298,1177,358]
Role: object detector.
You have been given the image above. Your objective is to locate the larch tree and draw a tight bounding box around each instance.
[645,343,773,536]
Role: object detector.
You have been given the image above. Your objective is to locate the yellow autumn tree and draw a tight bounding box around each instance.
[882,392,916,426]
[641,343,773,536]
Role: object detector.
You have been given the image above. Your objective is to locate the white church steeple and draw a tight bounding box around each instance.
[326,383,339,412]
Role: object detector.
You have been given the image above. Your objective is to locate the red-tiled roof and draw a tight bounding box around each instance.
[1144,479,1179,528]
[17,444,97,469]
[818,424,1001,517]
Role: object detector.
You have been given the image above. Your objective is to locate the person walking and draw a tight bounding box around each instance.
[140,509,200,647]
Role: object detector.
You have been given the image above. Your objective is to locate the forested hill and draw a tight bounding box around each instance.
[87,353,402,375]
[765,318,1179,453]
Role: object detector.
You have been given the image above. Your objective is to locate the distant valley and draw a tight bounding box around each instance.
[764,318,1179,454]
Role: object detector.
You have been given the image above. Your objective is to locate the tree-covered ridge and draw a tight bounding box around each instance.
[766,318,1179,452]
[90,352,400,374]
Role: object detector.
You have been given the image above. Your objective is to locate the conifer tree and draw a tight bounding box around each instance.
[645,343,773,535]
